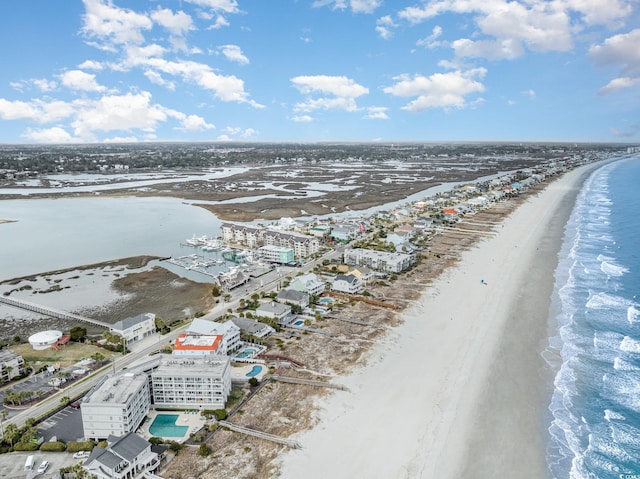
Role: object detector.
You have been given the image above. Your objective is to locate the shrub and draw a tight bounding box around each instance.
[66,440,95,453]
[40,441,66,452]
[198,444,211,457]
[97,440,108,449]
[13,442,39,451]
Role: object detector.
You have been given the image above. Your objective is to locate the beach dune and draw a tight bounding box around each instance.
[277,165,595,479]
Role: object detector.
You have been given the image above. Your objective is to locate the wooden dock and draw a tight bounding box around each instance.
[0,296,110,328]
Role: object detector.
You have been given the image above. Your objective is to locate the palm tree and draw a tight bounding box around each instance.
[0,410,8,442]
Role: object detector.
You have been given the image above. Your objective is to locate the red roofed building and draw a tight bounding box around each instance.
[173,333,224,356]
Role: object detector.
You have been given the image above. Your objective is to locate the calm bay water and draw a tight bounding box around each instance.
[0,196,223,281]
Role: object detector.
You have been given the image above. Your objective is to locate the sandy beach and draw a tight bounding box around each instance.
[276,163,600,479]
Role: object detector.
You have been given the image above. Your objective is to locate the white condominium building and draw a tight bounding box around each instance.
[343,248,416,273]
[151,355,231,410]
[81,372,151,440]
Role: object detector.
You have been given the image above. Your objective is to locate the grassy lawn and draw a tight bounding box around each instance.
[11,342,112,368]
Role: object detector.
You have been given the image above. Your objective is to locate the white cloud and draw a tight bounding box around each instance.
[291,75,369,112]
[589,29,640,72]
[184,0,240,14]
[218,45,250,64]
[23,127,76,143]
[81,0,153,50]
[206,15,230,29]
[417,25,443,49]
[10,79,58,93]
[363,106,389,119]
[70,91,169,138]
[351,0,382,14]
[395,0,635,60]
[521,89,536,99]
[144,70,176,90]
[383,68,486,111]
[564,0,632,28]
[221,126,256,138]
[33,79,58,92]
[589,29,640,95]
[103,135,140,142]
[0,98,74,123]
[59,70,107,92]
[313,0,381,14]
[151,8,194,36]
[376,16,396,40]
[176,114,215,131]
[609,124,640,138]
[78,60,104,70]
[292,115,314,122]
[598,77,640,95]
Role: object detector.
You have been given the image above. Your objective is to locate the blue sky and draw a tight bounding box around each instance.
[0,0,638,144]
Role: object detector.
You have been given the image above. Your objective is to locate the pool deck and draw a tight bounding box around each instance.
[230,364,268,382]
[139,410,208,443]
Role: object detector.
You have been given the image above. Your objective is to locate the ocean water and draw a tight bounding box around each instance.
[547,156,640,478]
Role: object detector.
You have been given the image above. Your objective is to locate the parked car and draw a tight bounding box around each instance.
[73,451,91,459]
[37,461,49,474]
[70,401,81,409]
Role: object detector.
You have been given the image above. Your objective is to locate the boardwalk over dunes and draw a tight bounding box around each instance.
[218,421,302,449]
[271,375,350,391]
[0,295,110,328]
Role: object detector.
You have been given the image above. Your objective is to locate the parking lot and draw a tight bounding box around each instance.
[0,451,79,478]
[37,405,84,443]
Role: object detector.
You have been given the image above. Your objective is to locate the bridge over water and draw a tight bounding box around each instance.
[0,295,110,329]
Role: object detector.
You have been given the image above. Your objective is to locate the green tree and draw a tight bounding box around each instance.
[69,326,87,342]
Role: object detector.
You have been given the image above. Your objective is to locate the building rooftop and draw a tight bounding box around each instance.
[174,333,223,352]
[84,372,148,405]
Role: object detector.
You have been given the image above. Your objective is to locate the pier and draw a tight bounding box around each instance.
[271,374,349,391]
[0,296,110,328]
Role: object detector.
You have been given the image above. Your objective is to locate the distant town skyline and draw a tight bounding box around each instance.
[0,0,638,144]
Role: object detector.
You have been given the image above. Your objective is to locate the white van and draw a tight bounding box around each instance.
[24,454,35,471]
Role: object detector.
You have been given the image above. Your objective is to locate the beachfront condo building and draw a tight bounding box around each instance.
[151,355,231,410]
[173,333,225,356]
[343,248,416,273]
[81,372,151,440]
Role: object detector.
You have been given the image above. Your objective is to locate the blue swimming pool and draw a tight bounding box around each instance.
[236,347,257,358]
[148,414,189,438]
[246,365,263,377]
[294,320,304,326]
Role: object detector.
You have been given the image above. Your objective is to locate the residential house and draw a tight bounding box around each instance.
[82,432,160,479]
[289,273,326,297]
[276,288,310,308]
[109,313,156,345]
[331,274,364,295]
[330,223,360,243]
[255,301,293,326]
[230,317,275,339]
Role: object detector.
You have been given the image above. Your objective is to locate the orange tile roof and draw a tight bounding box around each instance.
[174,333,223,351]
